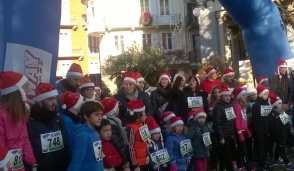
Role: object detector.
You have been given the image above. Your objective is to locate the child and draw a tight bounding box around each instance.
[269,93,294,170]
[252,86,271,170]
[146,116,167,171]
[96,119,122,170]
[67,101,104,171]
[232,87,253,171]
[160,111,176,139]
[101,98,130,171]
[0,147,13,171]
[165,117,191,171]
[125,100,149,171]
[187,108,211,171]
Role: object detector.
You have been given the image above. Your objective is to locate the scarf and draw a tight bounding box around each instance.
[63,110,81,124]
[30,104,57,125]
[124,88,139,100]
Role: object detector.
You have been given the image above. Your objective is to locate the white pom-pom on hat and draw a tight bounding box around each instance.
[62,104,67,109]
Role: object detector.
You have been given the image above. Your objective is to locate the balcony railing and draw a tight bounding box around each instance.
[151,14,181,26]
[59,46,84,58]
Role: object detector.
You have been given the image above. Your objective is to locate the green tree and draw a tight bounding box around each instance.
[102,45,169,86]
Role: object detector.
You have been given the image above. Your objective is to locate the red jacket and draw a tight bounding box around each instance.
[200,79,222,94]
[102,139,122,168]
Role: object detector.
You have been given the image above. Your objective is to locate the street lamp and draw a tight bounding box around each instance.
[193,7,201,17]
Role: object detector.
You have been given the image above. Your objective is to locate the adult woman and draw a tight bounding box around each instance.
[114,72,152,124]
[0,71,37,171]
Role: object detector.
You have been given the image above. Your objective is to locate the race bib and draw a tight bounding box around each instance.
[202,132,212,146]
[241,109,247,120]
[187,97,203,108]
[180,139,193,155]
[93,141,104,161]
[139,124,151,142]
[280,112,289,125]
[260,106,272,116]
[40,130,64,153]
[225,107,236,120]
[150,148,170,165]
[9,149,23,170]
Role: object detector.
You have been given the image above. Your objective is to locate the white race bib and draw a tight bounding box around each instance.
[260,106,272,116]
[9,149,23,170]
[187,97,203,108]
[225,107,236,120]
[139,124,151,142]
[280,112,289,125]
[202,132,212,146]
[180,139,193,155]
[241,109,247,120]
[150,148,170,165]
[40,130,64,153]
[93,141,104,161]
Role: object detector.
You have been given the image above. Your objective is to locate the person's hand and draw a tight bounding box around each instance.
[153,165,159,169]
[162,164,167,167]
[170,163,177,171]
[220,139,225,145]
[134,167,140,171]
[238,133,245,142]
[123,168,131,171]
[146,156,149,164]
[246,129,252,137]
[187,160,190,164]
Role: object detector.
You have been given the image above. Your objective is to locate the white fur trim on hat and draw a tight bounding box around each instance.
[149,127,161,134]
[223,72,235,77]
[187,115,194,121]
[194,112,207,120]
[159,75,171,83]
[137,77,145,82]
[206,69,216,77]
[236,90,247,100]
[68,95,84,113]
[35,89,58,102]
[258,89,269,98]
[219,91,231,96]
[0,150,13,168]
[272,99,282,107]
[79,82,95,89]
[1,75,28,95]
[127,106,146,115]
[163,113,176,122]
[170,120,184,127]
[66,71,83,77]
[258,78,268,85]
[105,102,119,116]
[124,77,136,84]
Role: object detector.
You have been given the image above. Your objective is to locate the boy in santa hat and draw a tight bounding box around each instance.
[256,76,269,88]
[199,66,222,95]
[160,111,176,139]
[0,147,13,171]
[222,68,239,89]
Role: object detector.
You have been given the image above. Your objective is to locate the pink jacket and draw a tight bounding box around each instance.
[233,101,249,134]
[0,109,36,171]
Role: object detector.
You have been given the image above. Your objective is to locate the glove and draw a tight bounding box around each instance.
[246,129,252,138]
[238,133,245,142]
[170,163,178,171]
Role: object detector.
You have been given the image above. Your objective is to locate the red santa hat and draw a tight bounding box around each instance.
[161,111,176,122]
[170,116,184,127]
[194,108,207,120]
[219,86,231,96]
[35,82,58,102]
[123,72,137,84]
[205,66,216,77]
[79,74,94,89]
[146,116,161,134]
[159,72,171,83]
[246,86,257,96]
[0,71,28,101]
[223,68,235,77]
[257,76,268,85]
[66,63,83,78]
[60,91,84,112]
[127,100,145,115]
[232,87,247,100]
[101,98,119,116]
[277,60,290,79]
[257,86,269,98]
[94,83,101,91]
[237,84,248,89]
[0,147,13,168]
[269,92,282,107]
[135,72,145,83]
[187,110,196,121]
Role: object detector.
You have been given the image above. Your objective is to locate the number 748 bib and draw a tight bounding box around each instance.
[40,130,64,153]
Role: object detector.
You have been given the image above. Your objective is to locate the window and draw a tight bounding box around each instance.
[162,33,172,50]
[140,0,149,12]
[160,0,169,15]
[142,34,151,48]
[115,35,124,52]
[88,36,99,53]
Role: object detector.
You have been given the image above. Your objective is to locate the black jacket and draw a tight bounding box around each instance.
[269,108,290,145]
[252,97,271,136]
[27,105,71,171]
[270,74,293,104]
[212,100,235,140]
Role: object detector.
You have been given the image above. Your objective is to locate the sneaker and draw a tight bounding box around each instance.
[270,158,285,166]
[286,164,294,170]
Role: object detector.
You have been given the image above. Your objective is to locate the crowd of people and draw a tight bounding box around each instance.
[0,60,294,171]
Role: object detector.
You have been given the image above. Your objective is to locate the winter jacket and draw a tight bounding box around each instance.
[247,100,255,129]
[171,76,184,117]
[269,108,290,145]
[270,74,293,104]
[67,124,104,171]
[187,121,211,159]
[0,109,36,171]
[199,79,222,94]
[62,110,81,151]
[147,138,167,171]
[150,84,174,124]
[106,116,129,169]
[165,132,191,171]
[102,139,122,168]
[252,97,271,136]
[222,79,239,89]
[233,101,249,134]
[114,88,153,121]
[212,100,235,140]
[27,111,71,171]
